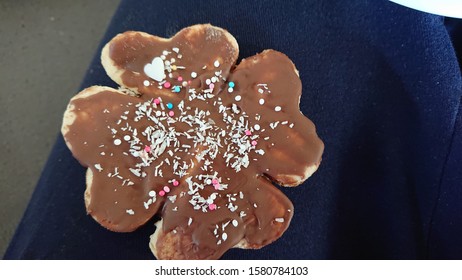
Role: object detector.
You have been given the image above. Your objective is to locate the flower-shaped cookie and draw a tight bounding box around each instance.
[62,24,324,259]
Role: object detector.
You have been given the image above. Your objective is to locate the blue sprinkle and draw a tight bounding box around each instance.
[173,86,181,93]
[228,81,235,88]
[166,103,173,109]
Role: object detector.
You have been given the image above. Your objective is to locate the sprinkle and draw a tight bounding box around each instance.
[234,95,241,101]
[126,209,135,215]
[259,98,265,105]
[171,65,177,71]
[206,178,212,185]
[173,180,179,186]
[148,190,156,197]
[144,145,151,152]
[168,111,175,117]
[153,98,160,105]
[164,82,171,89]
[113,139,121,145]
[275,218,285,223]
[188,217,193,226]
[228,87,234,93]
[166,103,174,109]
[191,72,197,78]
[143,80,150,86]
[212,179,219,185]
[222,232,227,241]
[254,124,261,130]
[258,88,264,94]
[232,220,238,227]
[94,164,103,172]
[209,83,215,90]
[275,106,282,112]
[245,130,252,136]
[177,76,183,82]
[214,60,220,67]
[209,203,217,210]
[228,81,235,88]
[159,190,166,197]
[173,86,181,93]
[206,79,211,85]
[124,135,131,141]
[251,140,258,146]
[172,47,179,53]
[163,186,170,193]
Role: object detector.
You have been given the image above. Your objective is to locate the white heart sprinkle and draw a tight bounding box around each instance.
[144,57,165,82]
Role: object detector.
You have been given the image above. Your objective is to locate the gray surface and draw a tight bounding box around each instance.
[0,0,120,257]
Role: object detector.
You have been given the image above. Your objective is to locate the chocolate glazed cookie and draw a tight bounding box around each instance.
[61,24,324,259]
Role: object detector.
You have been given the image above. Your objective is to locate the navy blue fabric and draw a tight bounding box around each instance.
[4,0,462,259]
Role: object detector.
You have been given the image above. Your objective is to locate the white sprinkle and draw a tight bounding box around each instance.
[188,217,193,226]
[232,220,238,227]
[148,191,156,197]
[206,179,212,185]
[172,47,179,53]
[228,87,234,93]
[143,80,150,86]
[259,98,265,105]
[114,139,122,145]
[275,218,285,223]
[275,106,282,112]
[94,164,103,172]
[258,88,264,94]
[211,77,217,83]
[254,203,258,208]
[206,79,211,85]
[191,72,197,78]
[123,135,131,141]
[234,95,241,101]
[222,232,227,241]
[126,209,135,215]
[254,124,261,130]
[214,60,220,67]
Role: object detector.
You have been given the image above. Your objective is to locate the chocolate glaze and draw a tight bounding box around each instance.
[63,25,324,259]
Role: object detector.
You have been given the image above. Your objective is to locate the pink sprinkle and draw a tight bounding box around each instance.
[188,80,192,85]
[164,82,171,89]
[173,180,179,186]
[251,140,258,146]
[245,130,252,136]
[212,179,219,185]
[153,98,160,105]
[144,145,151,152]
[177,76,183,82]
[209,83,215,90]
[209,203,217,211]
[159,190,165,197]
[163,186,170,193]
[168,111,175,117]
[214,184,220,190]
